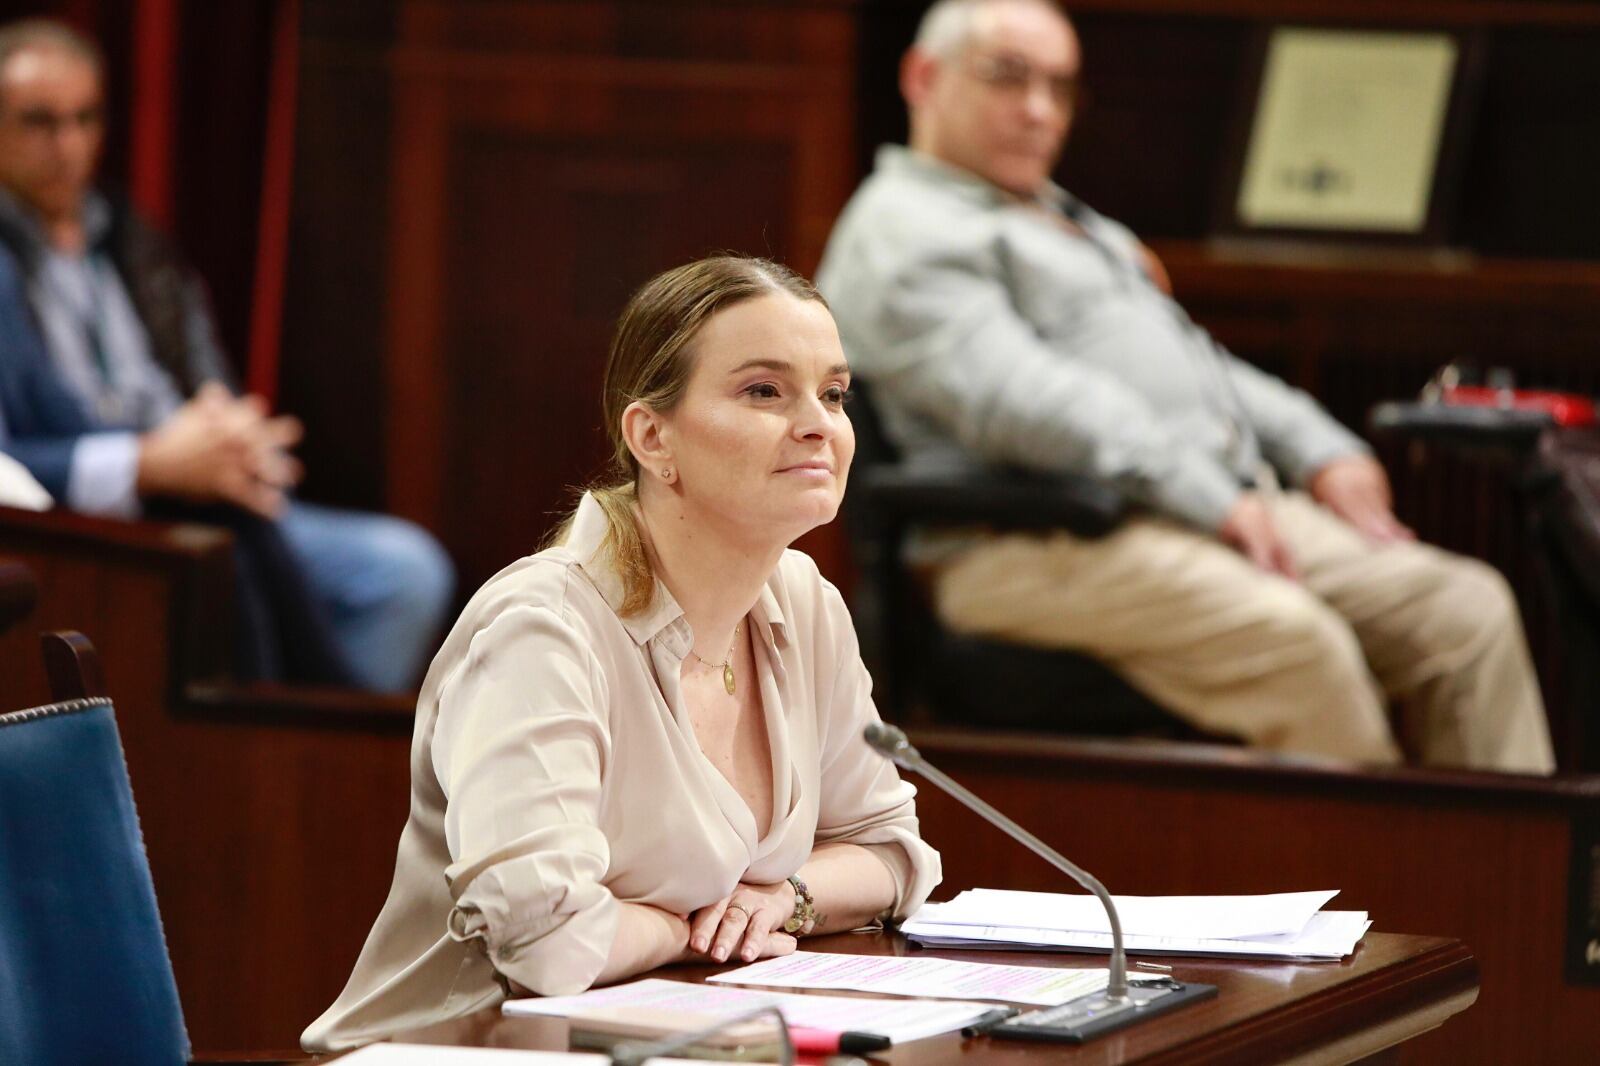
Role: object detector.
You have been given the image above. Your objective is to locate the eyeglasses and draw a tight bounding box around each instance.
[6,105,103,137]
[968,52,1080,110]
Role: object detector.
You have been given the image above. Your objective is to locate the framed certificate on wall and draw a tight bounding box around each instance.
[1217,26,1483,244]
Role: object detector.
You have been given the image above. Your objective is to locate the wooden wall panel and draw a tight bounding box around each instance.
[279,18,395,515]
[433,132,796,577]
[286,1,859,597]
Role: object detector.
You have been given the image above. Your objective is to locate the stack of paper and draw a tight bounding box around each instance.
[901,889,1370,961]
[504,977,997,1044]
[337,1046,709,1065]
[707,950,1168,1005]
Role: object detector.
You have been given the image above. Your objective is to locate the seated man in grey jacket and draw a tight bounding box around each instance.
[817,0,1553,772]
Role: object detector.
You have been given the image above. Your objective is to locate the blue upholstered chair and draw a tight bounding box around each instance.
[0,694,191,1066]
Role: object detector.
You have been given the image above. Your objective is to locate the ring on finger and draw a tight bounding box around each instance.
[724,903,751,919]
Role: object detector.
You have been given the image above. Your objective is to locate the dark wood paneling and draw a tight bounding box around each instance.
[0,558,35,633]
[285,1,858,596]
[1061,16,1250,239]
[438,133,796,577]
[1457,26,1600,257]
[277,25,396,513]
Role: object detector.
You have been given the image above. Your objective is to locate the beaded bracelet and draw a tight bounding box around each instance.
[782,874,818,934]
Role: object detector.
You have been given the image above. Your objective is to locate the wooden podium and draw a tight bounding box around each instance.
[353,928,1478,1064]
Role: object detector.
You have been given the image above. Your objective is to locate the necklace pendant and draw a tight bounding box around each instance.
[723,664,736,695]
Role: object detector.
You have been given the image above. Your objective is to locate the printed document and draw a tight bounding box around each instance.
[707,950,1167,1005]
[919,888,1339,939]
[335,1045,709,1065]
[503,977,995,1044]
[903,911,1372,961]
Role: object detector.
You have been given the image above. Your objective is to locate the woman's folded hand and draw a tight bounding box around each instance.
[685,880,799,964]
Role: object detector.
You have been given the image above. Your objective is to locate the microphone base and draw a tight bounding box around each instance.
[986,979,1218,1044]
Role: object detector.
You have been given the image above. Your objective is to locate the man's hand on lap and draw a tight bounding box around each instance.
[1309,455,1415,545]
[1218,492,1298,580]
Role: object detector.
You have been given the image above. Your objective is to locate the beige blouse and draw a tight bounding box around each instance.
[302,494,942,1052]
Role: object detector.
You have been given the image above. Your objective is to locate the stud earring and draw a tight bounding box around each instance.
[660,467,673,480]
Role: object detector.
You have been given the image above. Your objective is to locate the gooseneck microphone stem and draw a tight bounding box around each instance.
[864,723,1129,1002]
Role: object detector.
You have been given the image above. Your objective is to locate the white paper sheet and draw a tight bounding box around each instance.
[915,888,1340,940]
[503,977,995,1044]
[902,911,1372,961]
[705,950,1168,1005]
[334,1045,709,1065]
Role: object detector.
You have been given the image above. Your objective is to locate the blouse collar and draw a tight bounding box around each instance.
[566,492,791,652]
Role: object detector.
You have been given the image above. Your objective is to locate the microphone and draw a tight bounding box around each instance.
[864,723,1221,1043]
[863,721,1130,1001]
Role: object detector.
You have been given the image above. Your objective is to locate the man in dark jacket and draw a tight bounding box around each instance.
[0,18,453,690]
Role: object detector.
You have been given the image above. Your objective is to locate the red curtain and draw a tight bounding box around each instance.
[128,0,176,229]
[245,0,298,403]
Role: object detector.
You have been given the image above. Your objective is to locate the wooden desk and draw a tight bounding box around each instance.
[906,731,1600,1063]
[365,930,1477,1065]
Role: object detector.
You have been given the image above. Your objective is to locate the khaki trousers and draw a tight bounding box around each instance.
[933,490,1556,774]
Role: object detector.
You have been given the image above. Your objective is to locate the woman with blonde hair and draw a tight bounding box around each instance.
[304,254,941,1052]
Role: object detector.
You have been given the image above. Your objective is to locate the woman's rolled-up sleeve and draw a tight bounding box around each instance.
[813,587,942,918]
[431,602,619,995]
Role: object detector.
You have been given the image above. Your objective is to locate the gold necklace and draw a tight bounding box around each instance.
[689,621,741,695]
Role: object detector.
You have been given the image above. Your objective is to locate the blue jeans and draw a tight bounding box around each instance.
[276,501,455,692]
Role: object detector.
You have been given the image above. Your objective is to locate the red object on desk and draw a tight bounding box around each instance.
[789,1024,893,1054]
[1441,384,1597,427]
